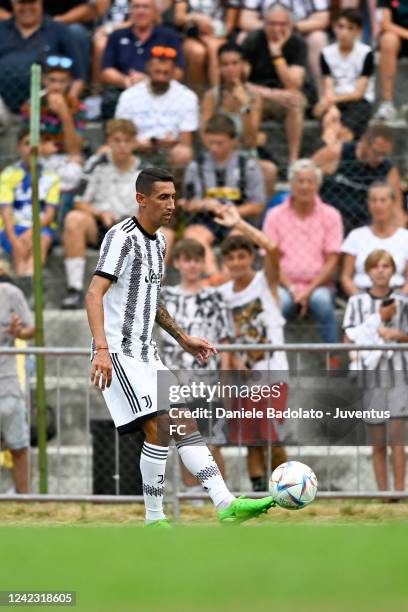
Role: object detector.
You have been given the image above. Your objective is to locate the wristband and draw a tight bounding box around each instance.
[273,57,286,65]
[95,346,109,351]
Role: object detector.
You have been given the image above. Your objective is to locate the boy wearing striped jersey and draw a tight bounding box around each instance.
[86,167,275,526]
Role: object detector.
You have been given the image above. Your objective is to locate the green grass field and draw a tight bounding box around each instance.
[1,502,408,612]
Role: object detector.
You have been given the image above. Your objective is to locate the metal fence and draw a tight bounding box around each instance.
[1,345,408,519]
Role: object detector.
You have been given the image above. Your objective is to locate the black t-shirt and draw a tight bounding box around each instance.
[378,0,408,29]
[242,29,306,88]
[0,0,91,16]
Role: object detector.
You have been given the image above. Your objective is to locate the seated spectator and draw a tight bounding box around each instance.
[201,42,277,198]
[376,0,408,121]
[101,0,184,115]
[0,129,60,277]
[115,46,197,169]
[341,182,408,297]
[343,250,408,494]
[61,119,143,309]
[313,123,404,233]
[314,9,374,144]
[173,0,239,91]
[215,204,288,491]
[242,4,306,165]
[92,0,131,92]
[0,258,35,494]
[0,0,83,114]
[240,0,329,86]
[21,55,85,197]
[262,159,343,348]
[181,114,266,275]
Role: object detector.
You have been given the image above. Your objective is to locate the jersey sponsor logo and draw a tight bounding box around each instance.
[145,270,162,285]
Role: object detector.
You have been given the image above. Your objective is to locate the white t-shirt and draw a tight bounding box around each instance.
[342,226,408,289]
[115,80,199,140]
[320,41,375,103]
[219,271,288,371]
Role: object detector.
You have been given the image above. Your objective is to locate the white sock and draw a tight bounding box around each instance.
[64,257,86,291]
[177,432,235,510]
[140,442,168,523]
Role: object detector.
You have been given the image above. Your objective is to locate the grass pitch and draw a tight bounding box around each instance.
[1,501,407,612]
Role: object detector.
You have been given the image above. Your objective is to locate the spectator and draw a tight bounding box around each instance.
[159,238,232,500]
[215,204,288,492]
[313,123,404,233]
[181,114,266,275]
[314,9,374,144]
[201,42,278,198]
[239,0,330,86]
[376,0,408,121]
[262,159,343,348]
[0,259,35,494]
[115,46,197,169]
[61,119,143,309]
[101,0,184,108]
[173,0,240,91]
[0,0,83,113]
[21,55,85,197]
[0,129,60,277]
[242,4,306,165]
[92,1,131,92]
[341,182,408,297]
[343,250,408,494]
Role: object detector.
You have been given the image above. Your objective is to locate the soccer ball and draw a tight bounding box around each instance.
[269,461,318,510]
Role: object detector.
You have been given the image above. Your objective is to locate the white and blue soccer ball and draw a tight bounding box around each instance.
[269,461,318,510]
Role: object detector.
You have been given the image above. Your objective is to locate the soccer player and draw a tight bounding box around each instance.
[85,167,275,526]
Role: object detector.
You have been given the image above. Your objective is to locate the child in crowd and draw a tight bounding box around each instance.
[0,129,60,277]
[216,204,288,492]
[314,9,374,144]
[343,250,408,495]
[159,238,233,500]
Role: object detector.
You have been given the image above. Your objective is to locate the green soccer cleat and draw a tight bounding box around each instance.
[218,496,276,525]
[145,518,171,528]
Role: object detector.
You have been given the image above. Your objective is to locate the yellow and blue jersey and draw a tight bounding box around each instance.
[0,161,60,230]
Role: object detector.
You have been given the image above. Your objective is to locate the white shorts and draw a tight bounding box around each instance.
[102,353,170,434]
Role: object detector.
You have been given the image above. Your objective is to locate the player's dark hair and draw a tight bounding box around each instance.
[221,235,255,257]
[136,167,175,195]
[204,114,237,139]
[336,8,363,28]
[173,239,205,261]
[217,41,244,60]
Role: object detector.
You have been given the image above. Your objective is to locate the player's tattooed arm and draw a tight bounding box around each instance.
[156,299,187,343]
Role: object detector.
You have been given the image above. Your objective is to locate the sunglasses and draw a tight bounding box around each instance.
[151,46,177,59]
[46,56,73,70]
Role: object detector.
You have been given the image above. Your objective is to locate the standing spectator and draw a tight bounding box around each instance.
[313,123,404,233]
[21,55,85,197]
[262,159,343,347]
[61,119,143,309]
[341,182,408,297]
[173,0,240,91]
[376,0,408,121]
[201,42,278,198]
[239,0,330,87]
[242,4,306,165]
[0,259,35,494]
[216,204,288,492]
[115,47,197,169]
[343,250,408,495]
[159,238,232,500]
[0,129,60,277]
[101,0,184,106]
[0,0,83,113]
[181,114,266,275]
[314,9,375,144]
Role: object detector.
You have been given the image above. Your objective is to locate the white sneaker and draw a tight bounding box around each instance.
[375,101,398,122]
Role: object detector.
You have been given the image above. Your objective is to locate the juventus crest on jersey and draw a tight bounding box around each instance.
[94,216,166,363]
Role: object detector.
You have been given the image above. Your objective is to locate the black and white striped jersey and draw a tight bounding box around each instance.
[94,216,166,362]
